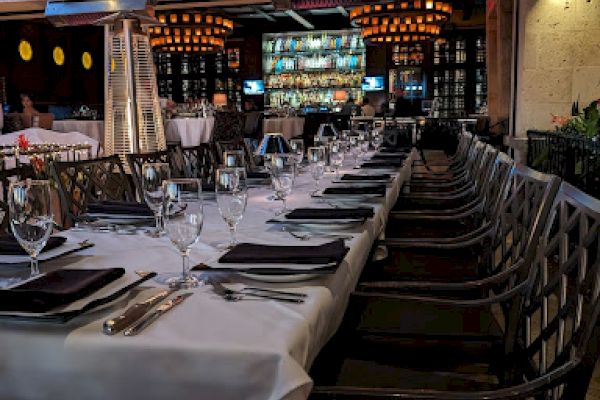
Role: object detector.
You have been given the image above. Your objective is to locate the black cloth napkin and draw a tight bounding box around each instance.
[341,174,391,181]
[380,147,411,153]
[218,239,347,265]
[371,153,407,160]
[286,208,374,220]
[247,171,270,179]
[323,185,387,196]
[361,161,404,168]
[0,235,67,256]
[0,268,125,313]
[87,201,153,217]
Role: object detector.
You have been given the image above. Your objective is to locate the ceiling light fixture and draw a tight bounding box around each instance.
[149,11,234,54]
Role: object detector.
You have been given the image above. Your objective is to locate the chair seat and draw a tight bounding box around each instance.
[385,217,479,239]
[366,246,483,282]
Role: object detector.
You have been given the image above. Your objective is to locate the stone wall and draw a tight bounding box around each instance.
[514,0,600,137]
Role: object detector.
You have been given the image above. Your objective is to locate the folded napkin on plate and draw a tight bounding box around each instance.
[218,239,347,265]
[323,185,387,196]
[341,174,391,181]
[0,268,125,313]
[286,208,374,220]
[0,235,67,256]
[246,171,270,180]
[361,161,404,168]
[87,201,153,217]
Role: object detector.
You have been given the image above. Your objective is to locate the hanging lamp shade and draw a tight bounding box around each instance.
[149,11,233,53]
[350,0,452,44]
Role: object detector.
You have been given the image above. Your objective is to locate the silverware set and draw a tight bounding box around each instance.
[208,278,305,304]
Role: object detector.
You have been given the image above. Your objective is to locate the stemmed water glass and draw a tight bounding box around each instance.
[8,180,54,277]
[270,154,295,215]
[289,139,305,174]
[163,179,203,288]
[142,162,171,238]
[371,132,383,152]
[348,135,362,168]
[329,141,345,179]
[307,146,326,195]
[215,167,247,249]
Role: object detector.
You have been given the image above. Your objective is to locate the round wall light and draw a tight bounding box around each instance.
[19,40,33,62]
[53,46,65,66]
[82,51,93,70]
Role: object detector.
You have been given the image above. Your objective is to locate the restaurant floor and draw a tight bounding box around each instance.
[588,364,600,399]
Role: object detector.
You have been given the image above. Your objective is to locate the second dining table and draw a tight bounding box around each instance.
[0,149,414,400]
[263,117,305,140]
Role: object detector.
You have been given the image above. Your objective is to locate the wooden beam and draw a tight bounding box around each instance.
[251,5,276,21]
[284,9,313,29]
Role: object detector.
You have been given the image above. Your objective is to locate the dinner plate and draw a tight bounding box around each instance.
[266,217,365,230]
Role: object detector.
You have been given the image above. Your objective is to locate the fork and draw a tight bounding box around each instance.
[284,229,352,241]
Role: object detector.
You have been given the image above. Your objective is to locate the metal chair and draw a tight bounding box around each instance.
[50,155,135,227]
[0,165,35,231]
[180,144,217,188]
[310,182,600,400]
[126,150,183,200]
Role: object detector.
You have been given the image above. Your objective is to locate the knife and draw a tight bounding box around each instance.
[123,293,193,336]
[103,288,175,335]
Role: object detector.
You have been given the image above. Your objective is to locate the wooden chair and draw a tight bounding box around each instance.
[310,182,600,400]
[50,155,135,227]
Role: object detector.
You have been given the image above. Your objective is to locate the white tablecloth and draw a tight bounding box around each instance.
[165,117,215,147]
[0,151,413,400]
[0,128,99,168]
[263,117,305,140]
[52,120,105,145]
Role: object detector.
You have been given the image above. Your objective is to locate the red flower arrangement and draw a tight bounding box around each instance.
[30,156,45,175]
[17,133,29,151]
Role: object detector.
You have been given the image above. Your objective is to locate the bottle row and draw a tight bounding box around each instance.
[264,53,365,74]
[263,32,364,54]
[264,72,364,90]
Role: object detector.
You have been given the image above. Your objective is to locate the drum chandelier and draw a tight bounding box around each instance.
[149,12,233,54]
[350,0,452,44]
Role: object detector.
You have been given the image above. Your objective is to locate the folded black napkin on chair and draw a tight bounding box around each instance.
[341,174,391,181]
[360,161,404,168]
[286,208,374,220]
[323,185,386,196]
[0,268,125,313]
[0,235,67,256]
[218,239,347,265]
[87,201,153,217]
[246,171,270,180]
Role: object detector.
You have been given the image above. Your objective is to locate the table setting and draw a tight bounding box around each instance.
[0,137,414,400]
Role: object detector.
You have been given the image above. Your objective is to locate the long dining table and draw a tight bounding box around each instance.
[0,150,414,400]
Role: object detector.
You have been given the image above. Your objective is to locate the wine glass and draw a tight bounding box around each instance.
[289,139,305,173]
[270,154,295,215]
[329,141,345,180]
[371,132,383,152]
[215,167,247,249]
[307,146,326,195]
[142,162,171,238]
[8,180,53,277]
[223,150,245,169]
[163,179,203,288]
[348,135,362,168]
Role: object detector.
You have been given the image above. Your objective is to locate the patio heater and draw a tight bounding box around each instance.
[45,0,166,163]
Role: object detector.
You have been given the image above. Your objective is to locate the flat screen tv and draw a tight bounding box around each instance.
[243,80,265,95]
[361,76,385,91]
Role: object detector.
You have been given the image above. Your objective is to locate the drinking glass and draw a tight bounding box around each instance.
[348,135,362,167]
[270,154,295,215]
[307,146,326,195]
[163,179,203,288]
[223,150,245,169]
[329,141,345,179]
[142,162,171,237]
[289,139,305,173]
[371,132,383,152]
[8,180,53,277]
[215,167,247,249]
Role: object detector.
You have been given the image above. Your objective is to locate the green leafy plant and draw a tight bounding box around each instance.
[553,99,600,138]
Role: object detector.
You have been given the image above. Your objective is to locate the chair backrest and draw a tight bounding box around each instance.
[180,144,217,187]
[0,165,35,231]
[213,111,245,143]
[515,182,600,398]
[51,155,135,227]
[126,150,182,200]
[487,165,561,359]
[481,151,514,221]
